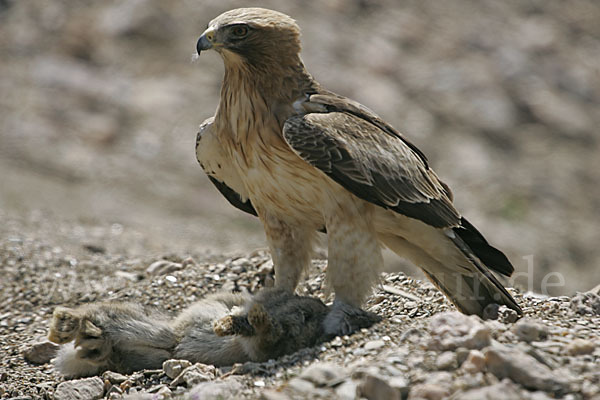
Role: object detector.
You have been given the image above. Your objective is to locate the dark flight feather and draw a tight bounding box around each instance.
[453,217,514,277]
[207,176,258,217]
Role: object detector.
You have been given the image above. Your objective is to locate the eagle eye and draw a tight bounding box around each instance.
[231,25,249,38]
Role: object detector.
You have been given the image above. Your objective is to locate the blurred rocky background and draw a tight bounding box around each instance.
[1,0,599,295]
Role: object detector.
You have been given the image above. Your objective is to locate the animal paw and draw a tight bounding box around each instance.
[322,301,381,337]
[48,307,82,344]
[214,314,255,336]
[213,315,235,336]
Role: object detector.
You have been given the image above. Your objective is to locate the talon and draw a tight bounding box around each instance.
[322,301,381,337]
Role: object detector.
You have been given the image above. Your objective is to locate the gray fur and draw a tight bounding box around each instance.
[48,288,380,377]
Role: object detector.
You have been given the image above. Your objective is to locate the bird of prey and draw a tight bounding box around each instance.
[195,8,522,333]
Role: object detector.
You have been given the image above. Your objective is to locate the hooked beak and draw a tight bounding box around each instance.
[196,28,216,54]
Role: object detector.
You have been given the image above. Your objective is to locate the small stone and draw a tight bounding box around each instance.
[364,340,385,351]
[170,363,216,387]
[499,306,520,324]
[114,271,141,282]
[570,292,600,315]
[428,312,491,350]
[146,260,182,276]
[435,351,457,370]
[287,377,316,394]
[389,376,410,399]
[147,384,171,395]
[482,303,500,320]
[163,359,192,379]
[102,371,128,384]
[461,350,485,374]
[181,257,198,269]
[336,380,359,400]
[54,377,104,400]
[512,319,548,342]
[105,385,123,396]
[408,383,450,400]
[299,362,347,387]
[425,371,453,386]
[454,379,523,400]
[359,375,401,400]
[260,389,292,400]
[382,284,421,302]
[456,347,470,366]
[23,340,59,364]
[484,344,570,393]
[566,339,595,356]
[188,377,243,398]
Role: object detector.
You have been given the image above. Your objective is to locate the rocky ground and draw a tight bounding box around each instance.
[2,0,600,399]
[1,212,599,400]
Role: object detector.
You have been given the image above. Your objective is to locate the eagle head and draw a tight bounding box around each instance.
[197,8,302,67]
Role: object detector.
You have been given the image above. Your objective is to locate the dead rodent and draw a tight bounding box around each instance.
[48,288,380,377]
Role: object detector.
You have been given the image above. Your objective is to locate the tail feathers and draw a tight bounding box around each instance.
[453,217,514,277]
[446,233,523,317]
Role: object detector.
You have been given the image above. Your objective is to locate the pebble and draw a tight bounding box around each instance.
[461,350,485,374]
[260,389,292,400]
[54,377,104,400]
[364,340,386,351]
[169,363,216,387]
[163,359,192,379]
[299,362,347,387]
[105,385,123,397]
[102,371,128,384]
[453,379,523,400]
[146,260,182,276]
[382,284,421,302]
[484,344,570,393]
[408,383,450,400]
[187,377,243,399]
[570,292,600,315]
[286,377,316,394]
[435,351,457,370]
[389,376,410,398]
[335,380,359,400]
[512,318,548,342]
[566,338,595,356]
[359,375,401,400]
[428,312,491,350]
[499,306,520,324]
[455,347,470,366]
[23,340,59,364]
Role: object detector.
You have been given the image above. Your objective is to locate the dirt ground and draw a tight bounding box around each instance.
[0,0,600,398]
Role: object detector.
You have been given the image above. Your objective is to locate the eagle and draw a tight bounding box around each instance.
[195,8,522,333]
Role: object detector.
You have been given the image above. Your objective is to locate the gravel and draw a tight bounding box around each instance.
[1,213,599,400]
[1,1,600,398]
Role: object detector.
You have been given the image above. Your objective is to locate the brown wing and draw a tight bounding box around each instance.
[283,107,460,228]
